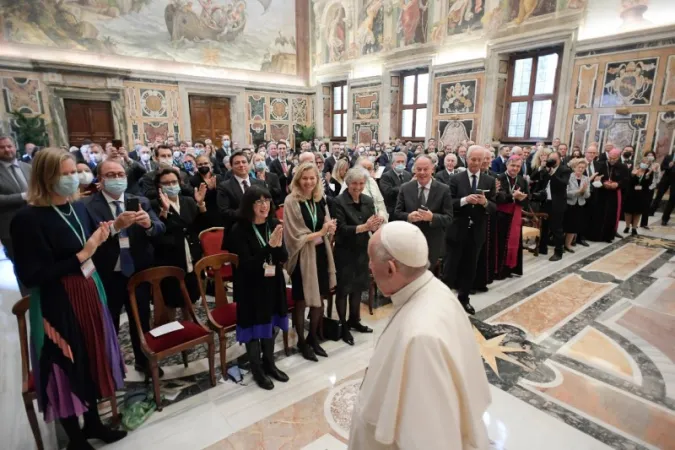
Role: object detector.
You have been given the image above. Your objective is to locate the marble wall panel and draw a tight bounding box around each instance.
[661,55,675,106]
[124,81,181,145]
[654,111,675,163]
[433,71,484,147]
[601,58,659,107]
[0,71,52,148]
[322,85,332,138]
[569,113,591,152]
[575,64,598,109]
[390,75,401,140]
[244,90,313,148]
[350,84,381,145]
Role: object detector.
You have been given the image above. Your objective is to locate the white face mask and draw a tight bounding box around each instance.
[159,157,173,167]
[78,171,94,186]
[90,153,102,163]
[140,152,151,162]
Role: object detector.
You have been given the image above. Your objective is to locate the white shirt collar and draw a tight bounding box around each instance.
[390,271,434,309]
[1,159,19,168]
[234,174,250,185]
[468,170,481,180]
[417,179,432,190]
[102,190,125,205]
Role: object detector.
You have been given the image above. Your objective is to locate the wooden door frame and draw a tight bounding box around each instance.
[188,95,233,145]
[178,85,241,147]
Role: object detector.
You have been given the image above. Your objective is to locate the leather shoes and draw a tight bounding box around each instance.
[82,423,127,444]
[463,303,476,315]
[342,328,354,346]
[263,363,289,383]
[577,240,589,247]
[475,286,489,293]
[250,365,274,390]
[549,254,562,262]
[299,343,318,362]
[348,321,373,333]
[307,336,328,357]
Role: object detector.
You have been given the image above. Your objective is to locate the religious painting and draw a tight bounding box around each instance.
[446,0,485,35]
[1,77,44,115]
[0,0,299,74]
[438,119,474,149]
[353,122,379,145]
[140,89,168,118]
[357,0,385,55]
[143,121,169,144]
[396,0,430,47]
[438,80,477,115]
[508,0,557,25]
[601,58,658,107]
[353,90,380,121]
[248,95,266,121]
[324,5,346,63]
[653,111,675,163]
[270,97,289,121]
[662,55,675,105]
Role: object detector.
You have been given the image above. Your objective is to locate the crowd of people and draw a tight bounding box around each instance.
[1,131,674,449]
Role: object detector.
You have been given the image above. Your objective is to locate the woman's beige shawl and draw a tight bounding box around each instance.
[283,194,336,307]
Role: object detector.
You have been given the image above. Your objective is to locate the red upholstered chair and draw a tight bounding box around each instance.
[275,205,284,223]
[194,254,238,378]
[128,267,216,411]
[199,227,233,288]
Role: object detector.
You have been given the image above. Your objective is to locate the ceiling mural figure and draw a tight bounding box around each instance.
[396,0,430,47]
[357,0,385,55]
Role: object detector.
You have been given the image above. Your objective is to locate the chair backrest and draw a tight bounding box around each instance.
[194,253,239,310]
[127,266,199,329]
[275,205,284,222]
[11,297,31,392]
[199,227,225,257]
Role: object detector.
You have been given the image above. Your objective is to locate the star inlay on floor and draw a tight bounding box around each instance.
[473,326,535,377]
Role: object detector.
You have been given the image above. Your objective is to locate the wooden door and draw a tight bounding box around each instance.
[63,99,114,147]
[189,96,231,144]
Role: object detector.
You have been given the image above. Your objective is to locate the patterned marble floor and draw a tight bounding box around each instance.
[2,217,675,449]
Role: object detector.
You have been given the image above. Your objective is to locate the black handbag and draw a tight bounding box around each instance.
[322,316,343,341]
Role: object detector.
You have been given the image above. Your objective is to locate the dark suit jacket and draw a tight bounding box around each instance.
[435,169,461,186]
[448,171,497,246]
[490,157,507,174]
[150,196,203,268]
[189,172,223,229]
[496,173,530,210]
[269,158,292,194]
[140,168,193,200]
[128,150,139,161]
[21,154,33,164]
[256,171,283,206]
[455,155,467,169]
[217,176,265,248]
[533,165,572,213]
[85,192,165,276]
[123,160,147,196]
[394,180,453,264]
[215,147,231,167]
[380,169,412,216]
[0,160,31,242]
[324,155,337,174]
[138,160,158,173]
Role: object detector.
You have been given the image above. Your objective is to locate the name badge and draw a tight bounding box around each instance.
[313,236,324,246]
[81,259,95,279]
[119,236,130,249]
[634,186,642,191]
[263,263,276,278]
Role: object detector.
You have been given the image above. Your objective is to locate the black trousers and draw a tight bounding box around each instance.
[539,201,564,255]
[1,237,29,296]
[101,271,151,367]
[443,230,482,305]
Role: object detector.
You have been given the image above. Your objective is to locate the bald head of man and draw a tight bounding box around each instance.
[298,151,316,165]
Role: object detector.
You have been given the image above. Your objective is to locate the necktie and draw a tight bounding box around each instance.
[10,164,27,191]
[471,174,477,193]
[418,186,426,207]
[398,173,404,183]
[113,201,135,277]
[281,161,287,173]
[242,179,249,191]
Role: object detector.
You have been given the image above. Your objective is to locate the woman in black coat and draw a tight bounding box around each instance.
[333,167,383,345]
[226,185,289,390]
[190,154,223,230]
[152,168,207,308]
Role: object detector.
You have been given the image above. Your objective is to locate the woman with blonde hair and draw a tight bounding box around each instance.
[283,163,337,361]
[10,148,127,449]
[329,158,349,196]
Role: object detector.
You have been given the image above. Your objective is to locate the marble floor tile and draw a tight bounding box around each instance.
[582,243,665,280]
[300,434,347,450]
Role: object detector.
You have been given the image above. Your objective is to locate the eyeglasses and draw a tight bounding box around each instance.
[102,172,127,179]
[254,199,271,206]
[160,180,179,186]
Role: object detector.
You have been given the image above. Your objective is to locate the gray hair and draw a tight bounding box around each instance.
[298,151,315,164]
[267,141,277,150]
[445,153,457,164]
[392,151,407,162]
[413,154,434,170]
[466,145,485,160]
[344,167,369,186]
[428,153,439,165]
[0,135,15,144]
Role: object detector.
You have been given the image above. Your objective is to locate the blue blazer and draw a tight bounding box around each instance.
[490,157,507,174]
[84,191,165,275]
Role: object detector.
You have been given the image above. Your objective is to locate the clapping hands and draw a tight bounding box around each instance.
[269,224,283,248]
[194,183,207,204]
[366,215,384,231]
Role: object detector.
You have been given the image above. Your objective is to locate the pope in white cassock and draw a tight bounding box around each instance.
[349,221,491,449]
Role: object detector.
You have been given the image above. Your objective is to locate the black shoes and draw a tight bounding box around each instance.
[578,240,589,247]
[631,228,638,236]
[342,327,355,346]
[348,320,373,334]
[615,232,623,238]
[306,335,328,358]
[463,303,476,315]
[82,422,127,444]
[299,343,318,362]
[623,227,630,234]
[549,254,562,262]
[250,364,274,390]
[261,338,289,383]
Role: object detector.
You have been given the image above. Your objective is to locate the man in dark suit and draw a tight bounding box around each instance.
[217,151,265,248]
[21,142,37,163]
[85,159,165,375]
[443,146,497,314]
[0,135,32,294]
[455,145,468,169]
[140,145,192,200]
[436,153,461,186]
[128,139,143,161]
[380,151,412,218]
[269,141,293,194]
[533,151,571,260]
[651,152,675,225]
[490,145,510,174]
[394,154,453,267]
[215,133,232,168]
[324,143,343,174]
[137,145,158,172]
[376,147,393,171]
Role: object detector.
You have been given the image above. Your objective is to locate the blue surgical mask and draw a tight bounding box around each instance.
[162,185,181,197]
[223,140,230,148]
[254,161,266,171]
[639,163,649,169]
[394,163,406,173]
[195,149,204,156]
[54,174,80,197]
[104,178,127,196]
[184,161,194,172]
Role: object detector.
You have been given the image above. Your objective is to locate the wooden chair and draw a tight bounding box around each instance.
[522,208,548,257]
[12,297,120,449]
[198,227,234,289]
[128,267,216,411]
[194,254,238,378]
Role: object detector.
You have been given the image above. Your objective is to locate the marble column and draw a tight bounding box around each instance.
[380,70,392,142]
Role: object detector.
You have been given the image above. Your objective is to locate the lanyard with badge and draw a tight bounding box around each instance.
[252,223,276,277]
[52,204,95,278]
[303,200,323,246]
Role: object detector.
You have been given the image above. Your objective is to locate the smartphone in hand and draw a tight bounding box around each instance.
[125,197,140,212]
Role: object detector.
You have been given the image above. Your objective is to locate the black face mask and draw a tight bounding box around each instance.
[198,166,211,175]
[623,152,633,159]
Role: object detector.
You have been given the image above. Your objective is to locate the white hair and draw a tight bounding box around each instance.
[412,154,434,170]
[466,145,485,160]
[445,153,457,164]
[344,167,369,185]
[392,151,407,161]
[298,152,315,164]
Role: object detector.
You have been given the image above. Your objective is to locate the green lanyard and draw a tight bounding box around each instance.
[252,223,270,248]
[51,203,86,247]
[303,200,318,231]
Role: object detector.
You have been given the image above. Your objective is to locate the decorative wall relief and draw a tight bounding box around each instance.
[396,0,430,47]
[438,119,473,149]
[662,55,675,105]
[653,111,675,162]
[270,123,291,143]
[601,58,658,107]
[1,77,45,115]
[140,89,168,118]
[124,81,181,145]
[292,97,308,124]
[438,80,477,115]
[596,113,649,156]
[353,122,379,145]
[353,90,380,120]
[575,64,598,109]
[270,97,289,121]
[357,0,385,55]
[508,0,557,25]
[322,85,332,138]
[390,75,401,139]
[248,95,267,121]
[570,114,591,152]
[143,122,169,143]
[250,122,267,146]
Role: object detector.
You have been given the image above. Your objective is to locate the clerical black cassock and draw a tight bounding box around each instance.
[579,158,604,243]
[494,172,530,279]
[587,161,629,242]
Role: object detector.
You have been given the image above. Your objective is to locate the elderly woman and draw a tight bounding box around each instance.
[283,163,337,361]
[251,152,283,206]
[341,158,389,222]
[495,156,530,279]
[624,157,654,236]
[564,158,592,252]
[334,168,383,344]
